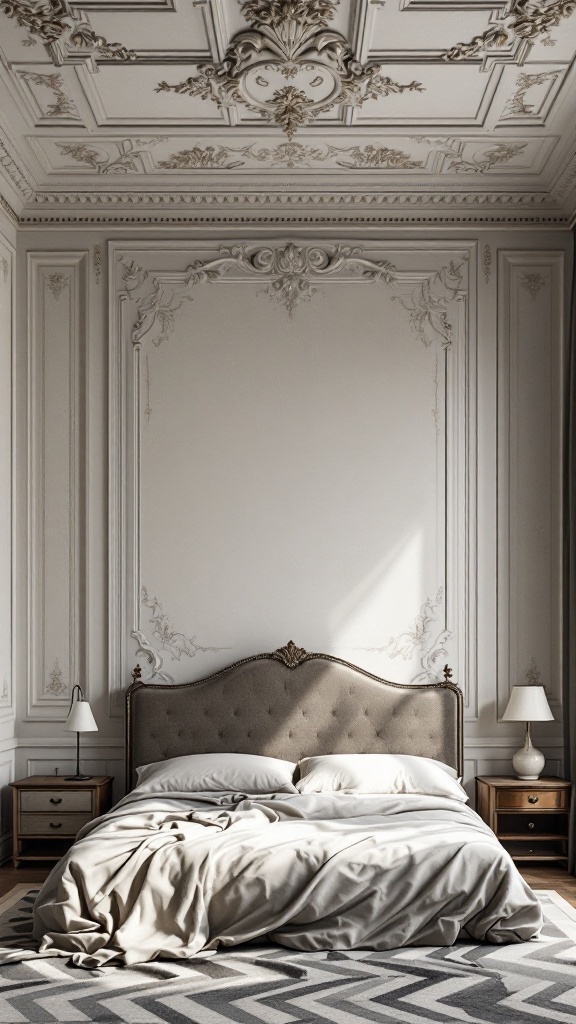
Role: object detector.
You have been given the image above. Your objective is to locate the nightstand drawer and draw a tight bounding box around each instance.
[496,789,569,810]
[19,812,93,836]
[21,791,92,813]
[497,812,568,836]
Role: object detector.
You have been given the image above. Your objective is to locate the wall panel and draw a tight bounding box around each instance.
[26,252,87,720]
[109,241,477,722]
[0,234,13,725]
[497,252,564,717]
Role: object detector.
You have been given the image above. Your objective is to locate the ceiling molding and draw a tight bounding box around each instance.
[0,192,18,224]
[0,0,137,66]
[0,0,574,223]
[442,0,576,62]
[156,0,424,138]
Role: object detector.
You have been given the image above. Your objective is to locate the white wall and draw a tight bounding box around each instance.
[8,225,571,820]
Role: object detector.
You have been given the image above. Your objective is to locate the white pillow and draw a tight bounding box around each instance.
[135,753,298,795]
[296,753,467,802]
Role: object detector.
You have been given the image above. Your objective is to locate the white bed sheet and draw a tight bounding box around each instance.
[32,789,543,967]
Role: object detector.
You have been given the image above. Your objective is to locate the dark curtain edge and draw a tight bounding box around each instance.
[563,227,576,874]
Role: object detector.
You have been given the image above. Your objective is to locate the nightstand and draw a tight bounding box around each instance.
[475,775,572,864]
[10,775,114,867]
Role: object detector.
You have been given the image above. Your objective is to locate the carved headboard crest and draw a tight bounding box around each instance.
[270,640,314,668]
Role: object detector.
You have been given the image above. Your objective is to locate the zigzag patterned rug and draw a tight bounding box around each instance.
[0,886,574,1023]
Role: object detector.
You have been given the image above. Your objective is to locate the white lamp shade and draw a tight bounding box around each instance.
[64,699,98,733]
[502,685,554,722]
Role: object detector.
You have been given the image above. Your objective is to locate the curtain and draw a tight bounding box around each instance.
[564,228,576,874]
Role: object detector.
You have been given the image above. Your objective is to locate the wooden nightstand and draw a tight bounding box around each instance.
[10,775,113,867]
[476,775,572,864]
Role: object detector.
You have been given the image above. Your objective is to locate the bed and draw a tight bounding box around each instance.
[32,642,542,967]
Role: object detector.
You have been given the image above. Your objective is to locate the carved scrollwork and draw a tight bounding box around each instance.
[119,243,466,351]
[361,588,452,683]
[18,70,79,119]
[156,0,423,138]
[0,0,136,61]
[271,640,314,668]
[443,0,576,61]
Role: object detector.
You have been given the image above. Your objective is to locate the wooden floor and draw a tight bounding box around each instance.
[0,861,574,904]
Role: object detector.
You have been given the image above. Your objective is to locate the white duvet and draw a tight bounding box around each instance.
[33,790,542,967]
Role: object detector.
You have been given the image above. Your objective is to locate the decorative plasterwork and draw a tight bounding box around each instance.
[92,243,101,283]
[525,656,541,685]
[45,271,69,298]
[483,244,492,283]
[44,657,66,696]
[271,640,313,668]
[443,0,576,62]
[520,270,547,296]
[359,588,452,684]
[0,0,136,63]
[0,129,34,199]
[18,70,80,119]
[45,135,534,175]
[156,0,423,138]
[57,137,168,174]
[0,257,8,284]
[415,137,527,174]
[132,588,229,681]
[119,242,465,336]
[26,188,557,211]
[0,195,17,225]
[502,70,560,118]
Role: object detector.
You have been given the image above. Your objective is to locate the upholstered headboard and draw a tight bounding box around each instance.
[125,642,463,789]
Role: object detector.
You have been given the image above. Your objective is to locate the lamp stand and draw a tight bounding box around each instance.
[65,731,92,782]
[511,721,545,781]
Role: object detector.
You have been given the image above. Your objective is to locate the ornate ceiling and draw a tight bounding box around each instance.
[0,0,575,224]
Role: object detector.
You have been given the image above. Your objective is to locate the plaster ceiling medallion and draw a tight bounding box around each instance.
[156,0,423,138]
[443,0,576,62]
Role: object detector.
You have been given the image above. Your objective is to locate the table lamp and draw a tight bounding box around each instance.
[64,685,98,781]
[502,685,554,779]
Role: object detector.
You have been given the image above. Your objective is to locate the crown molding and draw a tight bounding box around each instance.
[12,186,568,225]
[0,192,17,225]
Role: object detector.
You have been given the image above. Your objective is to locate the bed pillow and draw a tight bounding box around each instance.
[135,753,298,795]
[296,753,467,802]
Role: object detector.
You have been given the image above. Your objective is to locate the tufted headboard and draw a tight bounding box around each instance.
[125,642,463,789]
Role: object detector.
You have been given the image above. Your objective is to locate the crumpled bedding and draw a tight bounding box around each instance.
[32,790,542,967]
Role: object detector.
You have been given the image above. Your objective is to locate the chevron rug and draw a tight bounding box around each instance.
[0,887,574,1023]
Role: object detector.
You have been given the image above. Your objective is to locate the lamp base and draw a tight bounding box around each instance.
[512,724,545,780]
[65,774,93,781]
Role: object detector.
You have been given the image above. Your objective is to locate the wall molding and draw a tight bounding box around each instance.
[26,252,88,720]
[497,250,564,719]
[108,239,478,719]
[0,236,14,724]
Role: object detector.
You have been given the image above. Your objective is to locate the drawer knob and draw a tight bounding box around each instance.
[528,796,538,804]
[49,822,62,829]
[528,821,535,829]
[49,797,62,805]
